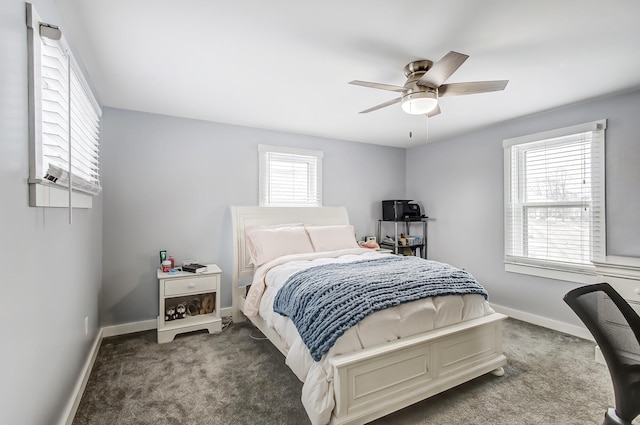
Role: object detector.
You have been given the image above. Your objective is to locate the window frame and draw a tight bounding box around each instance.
[258,144,323,207]
[26,3,101,208]
[503,119,606,283]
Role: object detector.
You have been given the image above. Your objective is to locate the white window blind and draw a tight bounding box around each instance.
[27,3,102,202]
[503,120,606,275]
[259,145,323,207]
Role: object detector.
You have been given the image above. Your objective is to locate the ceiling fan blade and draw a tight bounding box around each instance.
[358,97,401,114]
[349,80,405,92]
[426,104,441,117]
[417,51,469,88]
[438,80,509,97]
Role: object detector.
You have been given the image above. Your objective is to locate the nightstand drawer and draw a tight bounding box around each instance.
[164,275,218,296]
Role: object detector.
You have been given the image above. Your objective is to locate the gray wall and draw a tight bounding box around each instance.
[0,0,103,423]
[406,89,640,327]
[100,108,406,326]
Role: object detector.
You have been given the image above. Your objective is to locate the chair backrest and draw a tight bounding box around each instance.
[564,282,640,422]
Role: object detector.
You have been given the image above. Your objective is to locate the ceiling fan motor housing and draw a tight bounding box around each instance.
[403,60,433,78]
[402,61,438,114]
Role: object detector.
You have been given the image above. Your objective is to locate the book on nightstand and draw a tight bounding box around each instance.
[182,264,208,273]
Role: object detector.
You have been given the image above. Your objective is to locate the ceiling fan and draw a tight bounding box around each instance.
[349,51,508,117]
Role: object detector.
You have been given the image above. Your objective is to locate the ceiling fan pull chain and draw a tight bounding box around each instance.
[425,116,429,143]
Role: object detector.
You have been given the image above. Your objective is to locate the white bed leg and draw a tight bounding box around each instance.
[490,366,505,377]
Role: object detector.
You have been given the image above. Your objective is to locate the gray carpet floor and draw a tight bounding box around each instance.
[72,318,636,425]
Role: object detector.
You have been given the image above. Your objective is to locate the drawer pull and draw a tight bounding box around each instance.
[635,288,640,295]
[189,283,196,288]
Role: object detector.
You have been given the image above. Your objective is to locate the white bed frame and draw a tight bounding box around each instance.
[231,206,507,425]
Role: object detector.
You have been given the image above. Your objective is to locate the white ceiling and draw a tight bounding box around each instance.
[55,0,640,148]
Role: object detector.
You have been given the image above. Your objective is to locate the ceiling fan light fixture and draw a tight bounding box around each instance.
[401,90,438,115]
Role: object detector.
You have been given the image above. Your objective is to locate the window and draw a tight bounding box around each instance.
[503,119,606,280]
[26,3,101,208]
[258,145,323,207]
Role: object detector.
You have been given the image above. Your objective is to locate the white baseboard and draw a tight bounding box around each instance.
[491,303,594,341]
[101,319,157,338]
[100,312,234,338]
[59,328,103,425]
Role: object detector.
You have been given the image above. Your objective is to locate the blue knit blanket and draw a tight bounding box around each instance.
[273,255,488,361]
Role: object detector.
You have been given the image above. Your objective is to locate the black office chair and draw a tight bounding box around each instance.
[564,283,640,425]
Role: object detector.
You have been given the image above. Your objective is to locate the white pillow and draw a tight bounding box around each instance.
[245,224,313,267]
[305,224,359,252]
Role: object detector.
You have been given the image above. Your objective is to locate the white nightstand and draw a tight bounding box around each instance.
[157,264,222,343]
